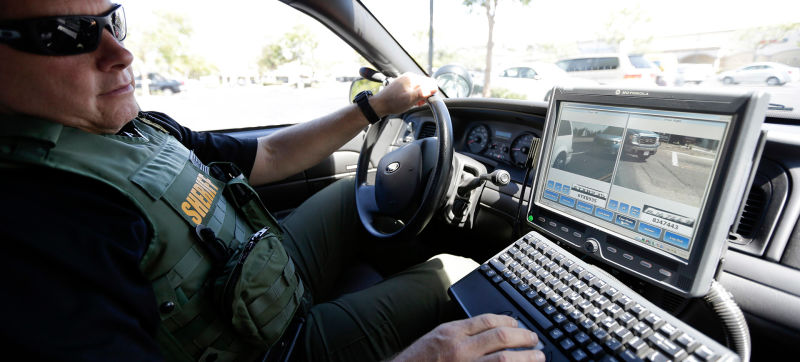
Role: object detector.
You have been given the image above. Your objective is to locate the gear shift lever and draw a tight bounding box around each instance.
[452,169,511,220]
[457,169,511,197]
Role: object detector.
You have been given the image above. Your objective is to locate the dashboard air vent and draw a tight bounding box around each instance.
[418,122,437,138]
[735,183,768,238]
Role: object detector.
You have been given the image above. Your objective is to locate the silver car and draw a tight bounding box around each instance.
[719,62,797,86]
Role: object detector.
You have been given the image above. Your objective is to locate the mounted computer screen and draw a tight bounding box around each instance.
[528,87,767,296]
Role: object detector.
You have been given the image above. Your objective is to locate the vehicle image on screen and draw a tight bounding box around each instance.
[622,129,660,160]
[718,62,798,86]
[551,120,573,169]
[17,0,800,360]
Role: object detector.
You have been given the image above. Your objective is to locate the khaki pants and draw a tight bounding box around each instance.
[280,177,478,361]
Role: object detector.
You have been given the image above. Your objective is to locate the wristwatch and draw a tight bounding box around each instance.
[353,90,380,124]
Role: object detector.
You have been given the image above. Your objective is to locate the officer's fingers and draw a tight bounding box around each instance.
[457,313,519,336]
[477,349,546,362]
[469,326,539,354]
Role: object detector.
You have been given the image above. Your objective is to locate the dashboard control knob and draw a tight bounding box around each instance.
[584,238,600,254]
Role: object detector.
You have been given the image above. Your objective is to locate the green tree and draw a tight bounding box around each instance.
[126,12,217,79]
[464,0,532,97]
[257,25,319,75]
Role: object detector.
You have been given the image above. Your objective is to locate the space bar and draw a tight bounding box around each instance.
[498,281,553,330]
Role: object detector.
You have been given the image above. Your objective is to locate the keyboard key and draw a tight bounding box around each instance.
[629,304,649,319]
[652,335,687,361]
[632,322,653,339]
[582,272,597,285]
[490,258,506,272]
[564,322,579,334]
[573,266,587,279]
[605,304,623,319]
[604,287,621,301]
[644,314,665,330]
[510,276,521,285]
[491,275,503,283]
[586,342,604,357]
[574,331,591,345]
[658,323,680,340]
[618,312,636,328]
[619,349,644,362]
[543,304,557,316]
[626,336,651,358]
[605,338,624,353]
[525,290,537,300]
[572,349,589,361]
[553,313,567,325]
[617,295,634,310]
[600,317,619,332]
[562,274,577,285]
[693,345,718,361]
[589,308,606,322]
[676,333,699,353]
[592,328,610,342]
[573,280,589,293]
[582,289,599,301]
[560,337,576,351]
[563,259,576,272]
[580,319,597,332]
[600,356,621,362]
[533,296,547,307]
[502,270,514,279]
[568,310,585,323]
[613,328,633,344]
[594,295,612,309]
[592,279,610,293]
[484,269,497,278]
[517,283,530,292]
[549,328,565,340]
[558,301,574,314]
[644,350,669,362]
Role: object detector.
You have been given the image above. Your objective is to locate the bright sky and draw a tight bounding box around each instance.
[118,0,800,73]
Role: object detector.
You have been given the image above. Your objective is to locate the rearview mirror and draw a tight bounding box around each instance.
[434,64,473,98]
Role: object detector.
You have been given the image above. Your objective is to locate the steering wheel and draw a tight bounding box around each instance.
[355,94,453,240]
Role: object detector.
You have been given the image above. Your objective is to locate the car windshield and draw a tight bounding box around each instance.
[118,0,800,131]
[363,0,800,114]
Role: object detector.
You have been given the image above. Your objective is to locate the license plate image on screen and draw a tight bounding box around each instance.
[540,102,729,260]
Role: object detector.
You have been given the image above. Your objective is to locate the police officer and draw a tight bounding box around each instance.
[0,1,544,361]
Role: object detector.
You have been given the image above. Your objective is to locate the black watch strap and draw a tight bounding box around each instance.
[353,90,380,124]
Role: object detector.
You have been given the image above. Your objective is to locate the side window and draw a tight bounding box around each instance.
[593,57,620,70]
[121,0,368,131]
[558,120,572,136]
[556,60,569,71]
[504,68,520,77]
[520,68,537,79]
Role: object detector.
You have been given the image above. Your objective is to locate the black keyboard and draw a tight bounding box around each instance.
[449,231,738,362]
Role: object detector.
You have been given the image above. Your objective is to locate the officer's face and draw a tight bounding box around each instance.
[0,0,138,134]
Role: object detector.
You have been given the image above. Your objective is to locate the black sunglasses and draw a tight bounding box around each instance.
[0,4,126,56]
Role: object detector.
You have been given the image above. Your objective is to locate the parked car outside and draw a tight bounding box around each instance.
[555,54,663,86]
[718,62,798,86]
[593,126,624,154]
[134,72,184,94]
[492,62,596,101]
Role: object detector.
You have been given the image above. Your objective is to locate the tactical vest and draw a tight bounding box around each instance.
[0,115,305,361]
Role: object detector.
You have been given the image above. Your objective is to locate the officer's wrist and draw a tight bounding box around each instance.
[367,96,389,119]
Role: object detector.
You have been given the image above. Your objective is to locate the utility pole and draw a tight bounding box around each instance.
[428,0,434,74]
